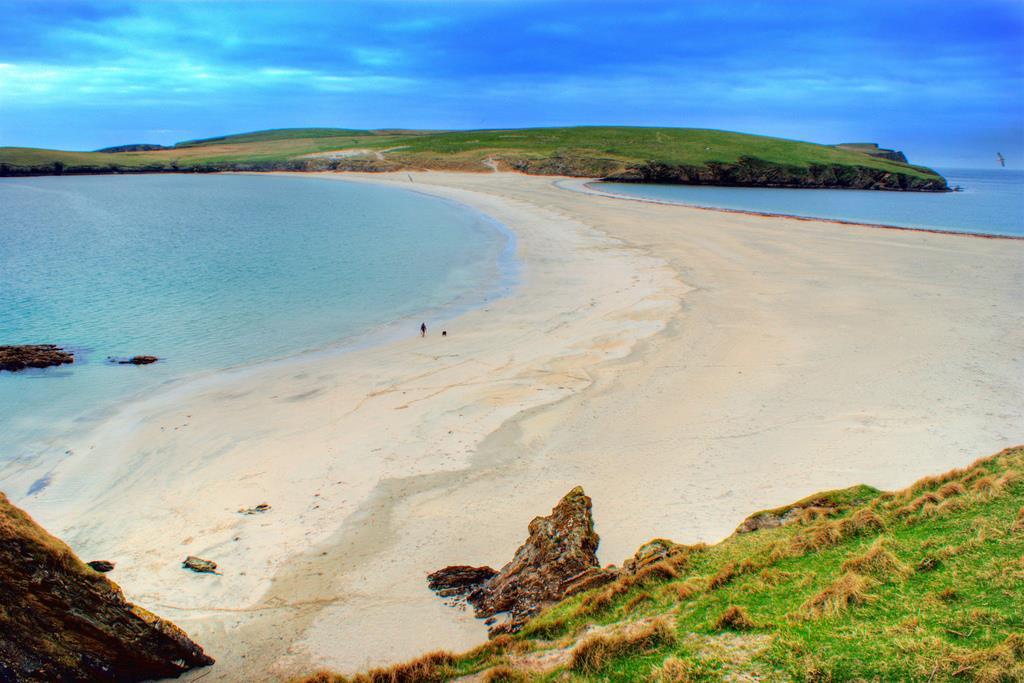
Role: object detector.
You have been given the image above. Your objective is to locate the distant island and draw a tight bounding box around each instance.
[0,127,949,191]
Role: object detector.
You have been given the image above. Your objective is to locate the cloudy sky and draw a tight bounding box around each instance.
[1,0,1021,167]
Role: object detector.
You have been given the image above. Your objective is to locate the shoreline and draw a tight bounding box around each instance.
[570,179,1024,241]
[4,171,1021,680]
[0,173,519,486]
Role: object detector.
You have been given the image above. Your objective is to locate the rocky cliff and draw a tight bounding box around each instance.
[0,493,213,682]
[603,157,948,191]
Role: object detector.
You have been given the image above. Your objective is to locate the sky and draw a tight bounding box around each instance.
[1,0,1022,168]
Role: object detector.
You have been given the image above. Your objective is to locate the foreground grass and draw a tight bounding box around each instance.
[299,446,1023,682]
[0,126,944,184]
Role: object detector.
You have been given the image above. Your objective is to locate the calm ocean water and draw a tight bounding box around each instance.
[0,174,515,461]
[597,168,1024,237]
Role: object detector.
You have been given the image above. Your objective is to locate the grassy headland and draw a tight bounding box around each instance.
[301,445,1023,681]
[0,127,948,190]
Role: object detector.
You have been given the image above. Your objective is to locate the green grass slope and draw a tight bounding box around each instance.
[0,126,948,190]
[172,127,377,148]
[302,445,1024,682]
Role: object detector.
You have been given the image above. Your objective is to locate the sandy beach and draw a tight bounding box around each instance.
[5,171,1022,680]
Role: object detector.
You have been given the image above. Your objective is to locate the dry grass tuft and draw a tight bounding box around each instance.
[355,651,456,683]
[791,509,884,555]
[296,651,460,683]
[669,577,705,602]
[840,537,910,581]
[758,568,791,586]
[466,634,532,659]
[937,481,967,498]
[635,559,681,584]
[942,633,1024,682]
[797,506,834,525]
[802,572,874,617]
[972,475,1000,498]
[625,591,655,613]
[289,650,461,683]
[935,587,960,603]
[575,589,613,617]
[570,618,677,673]
[647,656,696,682]
[934,497,969,517]
[708,562,738,590]
[713,605,759,631]
[296,672,348,683]
[482,665,528,683]
[1013,507,1024,533]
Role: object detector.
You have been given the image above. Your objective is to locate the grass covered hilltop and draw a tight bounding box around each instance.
[302,446,1023,682]
[0,127,948,190]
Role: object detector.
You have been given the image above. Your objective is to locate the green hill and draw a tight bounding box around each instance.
[0,127,948,191]
[301,446,1023,682]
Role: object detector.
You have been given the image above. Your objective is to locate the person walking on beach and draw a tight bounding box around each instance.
[420,322,427,338]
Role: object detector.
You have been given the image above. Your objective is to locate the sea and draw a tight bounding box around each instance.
[596,168,1024,238]
[0,174,516,466]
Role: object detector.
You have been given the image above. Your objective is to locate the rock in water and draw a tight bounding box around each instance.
[182,556,218,574]
[0,492,213,681]
[115,356,158,365]
[428,486,604,634]
[0,345,74,372]
[87,560,115,573]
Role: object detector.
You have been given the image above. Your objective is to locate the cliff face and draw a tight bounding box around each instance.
[0,493,213,682]
[0,153,948,192]
[605,157,948,191]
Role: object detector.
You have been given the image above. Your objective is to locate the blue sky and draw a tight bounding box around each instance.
[1,1,1021,167]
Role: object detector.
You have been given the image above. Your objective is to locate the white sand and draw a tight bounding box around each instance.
[4,171,1022,680]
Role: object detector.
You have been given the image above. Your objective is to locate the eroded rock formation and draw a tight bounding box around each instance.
[428,486,604,634]
[0,492,213,681]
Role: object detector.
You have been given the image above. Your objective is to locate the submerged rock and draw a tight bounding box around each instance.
[182,556,218,574]
[0,345,74,372]
[109,355,159,365]
[428,486,602,634]
[0,492,213,681]
[87,560,115,573]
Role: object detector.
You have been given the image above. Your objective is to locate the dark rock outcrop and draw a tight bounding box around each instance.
[605,157,948,192]
[427,565,498,599]
[182,556,217,574]
[0,492,213,682]
[0,345,74,372]
[428,486,602,634]
[87,560,115,573]
[237,503,271,515]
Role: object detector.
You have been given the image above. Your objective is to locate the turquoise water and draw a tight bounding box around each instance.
[0,174,514,459]
[597,168,1024,237]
